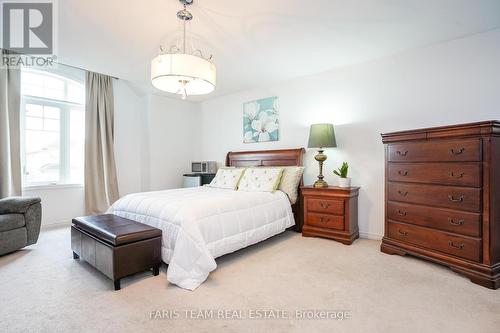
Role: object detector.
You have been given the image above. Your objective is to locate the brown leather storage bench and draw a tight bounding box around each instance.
[71,214,162,290]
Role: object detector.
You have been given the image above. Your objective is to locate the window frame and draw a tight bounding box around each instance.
[20,68,85,188]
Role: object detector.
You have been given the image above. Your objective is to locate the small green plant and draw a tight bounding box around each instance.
[333,162,349,178]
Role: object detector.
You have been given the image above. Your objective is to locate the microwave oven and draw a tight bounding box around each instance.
[191,161,217,174]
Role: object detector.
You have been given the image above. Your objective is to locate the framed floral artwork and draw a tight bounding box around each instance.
[243,96,279,143]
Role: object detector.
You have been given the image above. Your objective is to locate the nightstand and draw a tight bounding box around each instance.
[301,186,360,245]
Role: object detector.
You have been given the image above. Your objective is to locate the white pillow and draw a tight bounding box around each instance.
[278,166,305,204]
[207,168,246,190]
[237,167,284,192]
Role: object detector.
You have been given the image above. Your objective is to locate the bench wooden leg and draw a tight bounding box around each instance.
[153,265,160,276]
[72,252,79,259]
[114,279,121,291]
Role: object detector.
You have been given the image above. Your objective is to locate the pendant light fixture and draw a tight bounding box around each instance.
[151,0,216,99]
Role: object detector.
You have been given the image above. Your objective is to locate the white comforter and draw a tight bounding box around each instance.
[108,186,294,290]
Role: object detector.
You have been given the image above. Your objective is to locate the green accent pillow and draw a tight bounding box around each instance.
[278,166,305,204]
[237,167,284,192]
[207,168,246,190]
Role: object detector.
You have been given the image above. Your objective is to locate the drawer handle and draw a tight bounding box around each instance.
[397,210,407,216]
[448,241,464,250]
[319,202,331,209]
[449,171,464,179]
[398,170,409,176]
[396,150,408,156]
[398,190,408,196]
[397,229,408,236]
[448,195,464,203]
[450,148,465,155]
[319,217,330,224]
[448,218,464,226]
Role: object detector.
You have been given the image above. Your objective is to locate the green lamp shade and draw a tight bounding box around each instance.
[308,123,337,148]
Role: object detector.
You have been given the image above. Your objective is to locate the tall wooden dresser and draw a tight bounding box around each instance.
[381,121,500,289]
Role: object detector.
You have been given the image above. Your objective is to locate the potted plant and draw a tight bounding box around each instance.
[333,162,351,188]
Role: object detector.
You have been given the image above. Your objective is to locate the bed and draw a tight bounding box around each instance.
[108,148,304,290]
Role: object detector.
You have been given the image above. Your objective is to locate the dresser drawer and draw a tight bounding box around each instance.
[387,221,481,262]
[388,162,481,187]
[388,182,481,212]
[387,202,481,237]
[306,213,344,230]
[388,139,481,162]
[307,198,344,215]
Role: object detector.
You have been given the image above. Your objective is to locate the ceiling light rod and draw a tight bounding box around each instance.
[177,0,193,53]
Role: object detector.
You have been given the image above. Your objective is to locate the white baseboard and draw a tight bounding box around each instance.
[41,220,72,230]
[359,231,383,240]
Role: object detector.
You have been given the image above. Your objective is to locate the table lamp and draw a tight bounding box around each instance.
[308,123,337,188]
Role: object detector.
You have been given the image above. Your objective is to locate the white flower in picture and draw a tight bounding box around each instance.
[243,101,259,121]
[251,112,278,142]
[243,97,279,143]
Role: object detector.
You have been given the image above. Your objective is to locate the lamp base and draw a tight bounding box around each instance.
[314,149,328,188]
[313,179,329,188]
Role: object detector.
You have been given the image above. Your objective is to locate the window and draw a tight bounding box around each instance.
[21,68,85,187]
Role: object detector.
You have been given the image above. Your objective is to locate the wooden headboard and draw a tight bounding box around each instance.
[226,148,305,168]
[225,148,305,232]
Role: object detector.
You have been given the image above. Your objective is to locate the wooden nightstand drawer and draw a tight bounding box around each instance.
[307,198,344,215]
[306,213,344,230]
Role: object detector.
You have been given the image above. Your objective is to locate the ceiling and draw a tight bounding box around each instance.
[58,0,500,101]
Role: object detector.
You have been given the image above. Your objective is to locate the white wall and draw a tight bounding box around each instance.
[23,186,85,227]
[115,83,201,193]
[114,79,148,196]
[199,29,500,239]
[144,94,200,190]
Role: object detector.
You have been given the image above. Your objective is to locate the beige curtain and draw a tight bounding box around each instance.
[0,49,22,198]
[84,71,119,214]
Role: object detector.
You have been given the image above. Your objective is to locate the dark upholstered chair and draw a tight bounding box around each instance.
[0,197,42,256]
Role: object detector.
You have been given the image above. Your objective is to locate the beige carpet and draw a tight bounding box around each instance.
[1,227,499,333]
